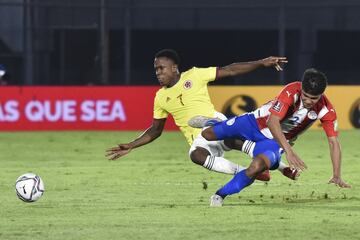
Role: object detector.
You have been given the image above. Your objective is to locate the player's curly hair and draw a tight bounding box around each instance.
[302,68,328,95]
[155,49,180,65]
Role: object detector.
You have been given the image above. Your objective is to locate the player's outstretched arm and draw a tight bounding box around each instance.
[327,136,351,188]
[217,56,288,79]
[267,114,307,171]
[105,118,166,160]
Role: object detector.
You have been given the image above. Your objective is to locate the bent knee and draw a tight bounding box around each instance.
[247,156,268,176]
[201,131,211,141]
[190,148,210,165]
[201,128,217,141]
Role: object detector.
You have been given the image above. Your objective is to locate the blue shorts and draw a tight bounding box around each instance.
[252,140,282,170]
[212,113,282,169]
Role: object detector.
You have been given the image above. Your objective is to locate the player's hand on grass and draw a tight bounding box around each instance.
[106,144,132,160]
[328,176,351,188]
[285,150,307,171]
[261,56,288,71]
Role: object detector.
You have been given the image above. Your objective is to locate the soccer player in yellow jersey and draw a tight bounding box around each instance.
[106,49,296,180]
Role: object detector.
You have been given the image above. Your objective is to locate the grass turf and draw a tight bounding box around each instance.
[0,130,359,239]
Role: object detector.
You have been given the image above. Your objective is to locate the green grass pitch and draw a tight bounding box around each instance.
[0,130,359,240]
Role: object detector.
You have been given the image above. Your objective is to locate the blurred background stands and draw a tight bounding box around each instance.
[0,0,359,86]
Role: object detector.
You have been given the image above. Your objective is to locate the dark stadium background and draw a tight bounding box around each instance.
[1,2,359,240]
[0,0,359,86]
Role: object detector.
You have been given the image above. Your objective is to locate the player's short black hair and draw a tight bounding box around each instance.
[301,68,328,95]
[155,49,180,65]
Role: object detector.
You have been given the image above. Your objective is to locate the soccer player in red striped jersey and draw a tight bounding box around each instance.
[190,68,351,206]
[252,79,337,145]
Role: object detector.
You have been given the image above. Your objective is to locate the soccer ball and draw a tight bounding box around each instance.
[15,173,45,202]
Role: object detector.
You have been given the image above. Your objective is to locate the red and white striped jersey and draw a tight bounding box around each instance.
[252,82,338,142]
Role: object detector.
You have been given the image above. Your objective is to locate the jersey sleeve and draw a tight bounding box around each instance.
[153,94,168,119]
[193,67,218,84]
[320,104,338,137]
[269,84,296,120]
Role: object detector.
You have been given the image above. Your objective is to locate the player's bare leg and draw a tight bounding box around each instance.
[190,142,270,181]
[223,139,270,181]
[191,117,270,180]
[201,126,218,141]
[246,154,270,178]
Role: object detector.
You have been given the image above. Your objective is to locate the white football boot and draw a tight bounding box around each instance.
[210,194,224,207]
[188,116,221,128]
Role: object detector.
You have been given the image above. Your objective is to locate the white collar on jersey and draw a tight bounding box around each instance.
[299,99,307,111]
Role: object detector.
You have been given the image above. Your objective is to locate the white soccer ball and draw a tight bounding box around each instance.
[15,173,45,202]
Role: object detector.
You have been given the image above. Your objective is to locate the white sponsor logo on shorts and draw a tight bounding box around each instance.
[226,117,236,126]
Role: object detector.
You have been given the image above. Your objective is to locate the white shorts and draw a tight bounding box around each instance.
[188,112,230,157]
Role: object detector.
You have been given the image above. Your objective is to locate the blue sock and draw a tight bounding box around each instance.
[216,170,254,199]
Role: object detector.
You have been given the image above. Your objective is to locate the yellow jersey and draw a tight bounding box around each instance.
[153,67,217,145]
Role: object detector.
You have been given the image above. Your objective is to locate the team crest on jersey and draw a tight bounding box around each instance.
[307,110,318,120]
[183,80,192,89]
[272,101,283,112]
[226,117,236,126]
